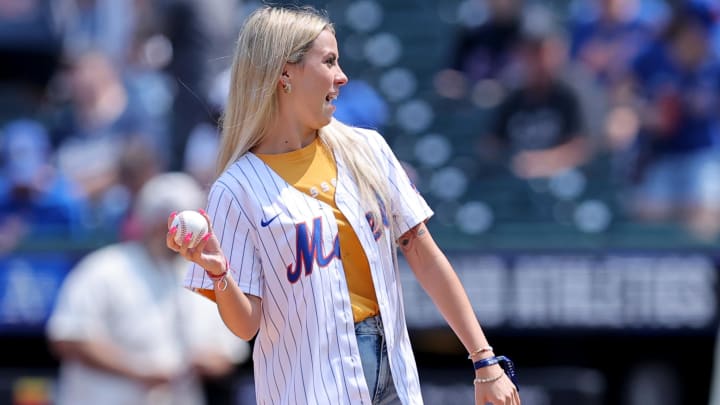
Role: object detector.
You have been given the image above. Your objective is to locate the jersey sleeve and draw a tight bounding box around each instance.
[184,182,264,299]
[369,130,434,237]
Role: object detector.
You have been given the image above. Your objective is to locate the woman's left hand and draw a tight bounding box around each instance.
[474,365,520,405]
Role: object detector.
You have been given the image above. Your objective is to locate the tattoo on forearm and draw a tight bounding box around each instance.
[399,224,427,253]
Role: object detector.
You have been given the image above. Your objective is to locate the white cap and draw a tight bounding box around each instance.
[134,172,206,226]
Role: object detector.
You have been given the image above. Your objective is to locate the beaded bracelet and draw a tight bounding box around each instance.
[473,371,505,385]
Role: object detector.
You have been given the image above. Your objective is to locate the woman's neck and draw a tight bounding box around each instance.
[253,120,318,154]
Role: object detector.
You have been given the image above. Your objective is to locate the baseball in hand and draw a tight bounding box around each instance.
[170,210,209,249]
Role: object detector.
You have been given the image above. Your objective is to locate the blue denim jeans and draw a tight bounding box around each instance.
[355,315,401,405]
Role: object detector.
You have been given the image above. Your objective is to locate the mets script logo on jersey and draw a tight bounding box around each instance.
[286,217,340,283]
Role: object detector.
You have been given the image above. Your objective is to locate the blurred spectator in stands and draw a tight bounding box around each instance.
[567,0,657,144]
[569,0,654,90]
[0,119,84,253]
[60,0,240,172]
[180,66,227,192]
[46,172,249,405]
[333,79,389,130]
[61,0,137,66]
[623,4,720,240]
[117,133,166,241]
[480,26,591,180]
[60,0,175,155]
[182,121,221,192]
[148,0,240,171]
[51,51,166,235]
[0,0,68,123]
[708,0,720,58]
[435,0,524,99]
[52,51,158,144]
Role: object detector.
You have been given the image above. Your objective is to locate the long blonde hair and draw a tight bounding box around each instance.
[217,6,392,237]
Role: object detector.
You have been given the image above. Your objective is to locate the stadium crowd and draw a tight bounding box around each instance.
[2,0,720,404]
[1,0,719,252]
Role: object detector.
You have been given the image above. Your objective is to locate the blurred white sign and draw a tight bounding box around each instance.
[401,253,717,330]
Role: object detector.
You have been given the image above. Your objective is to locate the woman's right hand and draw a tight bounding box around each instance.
[167,209,227,276]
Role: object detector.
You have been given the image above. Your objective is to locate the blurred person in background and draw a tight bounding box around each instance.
[332,79,389,131]
[0,0,67,123]
[148,0,240,171]
[116,133,167,241]
[452,0,523,84]
[0,119,85,253]
[567,0,658,153]
[569,0,654,90]
[60,0,240,172]
[182,68,229,192]
[51,51,166,235]
[46,172,249,405]
[182,121,221,192]
[61,0,137,66]
[435,0,524,100]
[52,50,157,144]
[480,25,591,180]
[622,3,720,240]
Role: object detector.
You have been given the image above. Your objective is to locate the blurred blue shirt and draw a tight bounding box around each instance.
[333,80,388,130]
[632,40,720,154]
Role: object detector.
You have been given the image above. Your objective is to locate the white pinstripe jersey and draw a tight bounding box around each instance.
[185,128,433,404]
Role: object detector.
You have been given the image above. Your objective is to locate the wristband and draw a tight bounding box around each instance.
[205,259,229,281]
[206,269,227,281]
[473,355,519,390]
[473,355,502,370]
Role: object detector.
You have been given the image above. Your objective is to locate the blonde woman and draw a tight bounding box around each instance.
[168,5,520,405]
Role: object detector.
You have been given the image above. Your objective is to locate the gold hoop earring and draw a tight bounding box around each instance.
[283,82,292,94]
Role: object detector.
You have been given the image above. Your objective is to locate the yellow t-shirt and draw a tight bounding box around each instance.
[256,138,379,323]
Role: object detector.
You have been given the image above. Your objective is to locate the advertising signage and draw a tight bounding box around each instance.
[401,252,718,333]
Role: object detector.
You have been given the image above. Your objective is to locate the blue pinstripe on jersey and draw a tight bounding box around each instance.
[230,163,309,404]
[254,159,341,405]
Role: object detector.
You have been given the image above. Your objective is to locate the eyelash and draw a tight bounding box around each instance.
[325,57,336,66]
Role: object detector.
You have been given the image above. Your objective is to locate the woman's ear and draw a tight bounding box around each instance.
[279,70,292,94]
